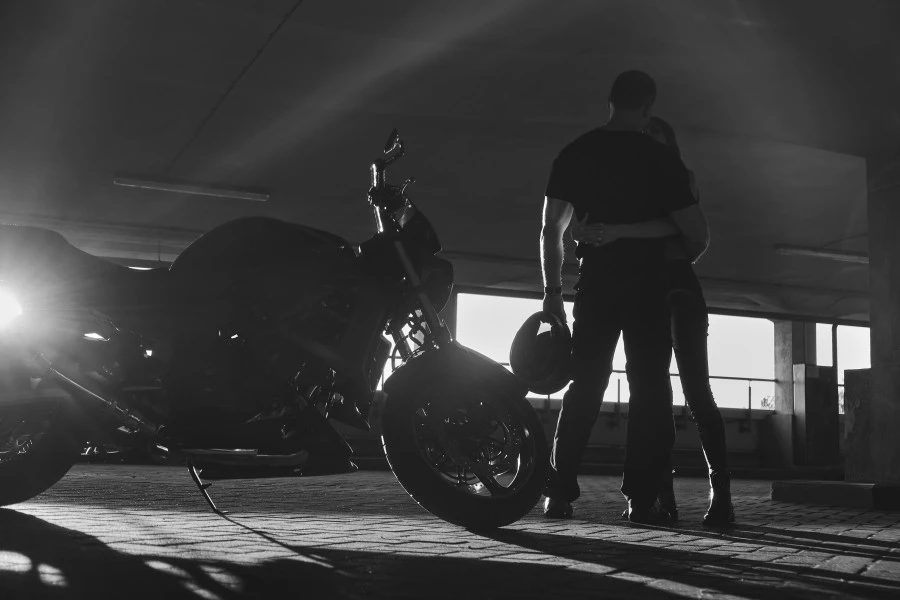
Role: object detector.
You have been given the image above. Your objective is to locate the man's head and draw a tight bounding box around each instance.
[608,70,656,124]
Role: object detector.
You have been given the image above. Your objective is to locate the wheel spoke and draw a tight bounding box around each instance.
[471,466,510,496]
[486,438,507,452]
[409,391,538,498]
[455,466,469,487]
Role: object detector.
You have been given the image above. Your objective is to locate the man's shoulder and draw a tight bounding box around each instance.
[556,128,661,158]
[555,128,606,158]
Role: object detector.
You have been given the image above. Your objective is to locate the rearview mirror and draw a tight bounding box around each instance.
[384,129,401,154]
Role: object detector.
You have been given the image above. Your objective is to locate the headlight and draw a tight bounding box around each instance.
[0,286,23,328]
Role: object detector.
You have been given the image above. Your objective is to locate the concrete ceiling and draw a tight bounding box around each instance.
[1,0,897,323]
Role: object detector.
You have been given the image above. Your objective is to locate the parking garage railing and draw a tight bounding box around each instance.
[510,366,776,414]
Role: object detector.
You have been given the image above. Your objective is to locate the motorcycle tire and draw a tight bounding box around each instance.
[381,384,549,530]
[0,382,84,507]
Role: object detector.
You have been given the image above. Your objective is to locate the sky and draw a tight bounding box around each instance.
[453,292,870,410]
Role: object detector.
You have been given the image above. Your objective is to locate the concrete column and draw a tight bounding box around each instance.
[773,321,794,413]
[844,368,873,480]
[773,321,816,410]
[793,364,839,466]
[853,156,900,484]
[770,158,899,509]
[764,320,818,467]
[795,322,817,365]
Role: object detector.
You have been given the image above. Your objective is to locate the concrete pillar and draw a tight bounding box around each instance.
[851,155,900,484]
[770,158,900,509]
[764,320,818,467]
[793,364,839,466]
[766,321,795,467]
[795,322,817,365]
[773,321,816,411]
[843,368,873,480]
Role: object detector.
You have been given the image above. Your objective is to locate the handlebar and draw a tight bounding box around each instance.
[370,159,387,190]
[370,129,405,190]
[368,130,413,231]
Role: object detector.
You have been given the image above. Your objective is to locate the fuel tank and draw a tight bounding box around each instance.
[0,219,392,385]
[168,217,395,376]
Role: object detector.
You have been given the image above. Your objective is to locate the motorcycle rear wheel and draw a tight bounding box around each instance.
[381,384,549,530]
[0,382,84,507]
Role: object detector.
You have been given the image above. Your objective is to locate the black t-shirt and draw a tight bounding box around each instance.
[545,128,697,274]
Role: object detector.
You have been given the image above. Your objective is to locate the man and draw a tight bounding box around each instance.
[540,70,705,523]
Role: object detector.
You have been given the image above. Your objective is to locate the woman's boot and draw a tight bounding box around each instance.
[703,469,735,526]
[658,468,678,522]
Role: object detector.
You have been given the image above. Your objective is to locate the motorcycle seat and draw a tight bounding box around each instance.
[0,223,174,311]
[0,223,117,282]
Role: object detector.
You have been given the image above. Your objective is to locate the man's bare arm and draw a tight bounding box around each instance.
[668,204,710,262]
[610,218,679,239]
[574,216,678,247]
[572,170,691,245]
[541,196,574,287]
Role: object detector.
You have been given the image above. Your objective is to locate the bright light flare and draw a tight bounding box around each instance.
[0,287,23,328]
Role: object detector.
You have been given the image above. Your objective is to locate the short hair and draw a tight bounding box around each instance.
[646,116,680,158]
[609,70,656,111]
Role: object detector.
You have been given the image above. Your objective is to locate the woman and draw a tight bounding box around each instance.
[575,116,734,526]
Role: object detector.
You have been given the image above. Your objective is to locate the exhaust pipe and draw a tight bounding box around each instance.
[32,352,159,437]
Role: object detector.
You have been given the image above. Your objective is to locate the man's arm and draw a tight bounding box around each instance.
[573,216,678,247]
[668,204,710,262]
[650,151,708,262]
[605,170,700,244]
[541,196,574,287]
[541,196,574,322]
[609,218,679,239]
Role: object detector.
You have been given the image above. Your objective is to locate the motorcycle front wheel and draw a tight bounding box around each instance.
[0,381,84,507]
[381,383,549,530]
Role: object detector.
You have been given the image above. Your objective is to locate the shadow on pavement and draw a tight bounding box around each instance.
[670,521,900,561]
[0,509,680,600]
[479,527,900,600]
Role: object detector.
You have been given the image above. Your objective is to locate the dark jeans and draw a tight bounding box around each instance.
[665,261,728,475]
[547,265,674,505]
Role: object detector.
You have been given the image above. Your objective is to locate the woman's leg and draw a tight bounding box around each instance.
[669,289,727,471]
[668,287,734,524]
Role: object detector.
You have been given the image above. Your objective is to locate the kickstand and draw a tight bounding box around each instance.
[187,459,228,515]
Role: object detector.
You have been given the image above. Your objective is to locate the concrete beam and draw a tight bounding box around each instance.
[0,210,871,322]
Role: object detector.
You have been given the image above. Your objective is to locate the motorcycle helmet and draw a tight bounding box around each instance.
[509,310,572,396]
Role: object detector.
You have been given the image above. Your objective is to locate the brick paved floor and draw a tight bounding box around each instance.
[1,465,899,599]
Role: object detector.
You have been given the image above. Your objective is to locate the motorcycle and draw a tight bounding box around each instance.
[0,130,549,529]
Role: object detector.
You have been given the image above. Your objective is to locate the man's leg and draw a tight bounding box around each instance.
[619,282,676,509]
[546,288,619,503]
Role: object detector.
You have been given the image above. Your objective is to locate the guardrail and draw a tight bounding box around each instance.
[377,358,849,432]
[504,364,778,432]
[381,358,778,414]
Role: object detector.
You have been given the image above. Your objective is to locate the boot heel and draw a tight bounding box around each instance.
[703,470,735,526]
[658,469,678,522]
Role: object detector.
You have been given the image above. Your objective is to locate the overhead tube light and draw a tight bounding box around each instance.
[775,244,868,264]
[113,177,269,202]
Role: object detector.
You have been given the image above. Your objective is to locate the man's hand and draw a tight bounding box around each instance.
[543,294,566,324]
[593,223,622,246]
[569,212,593,244]
[571,212,621,247]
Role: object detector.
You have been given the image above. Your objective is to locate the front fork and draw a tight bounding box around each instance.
[388,240,452,361]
